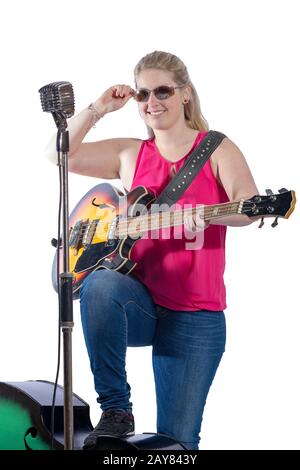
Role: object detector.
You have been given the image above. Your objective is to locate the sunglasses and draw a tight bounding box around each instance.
[133,85,185,102]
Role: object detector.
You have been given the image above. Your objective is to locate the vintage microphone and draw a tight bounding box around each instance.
[39,81,75,450]
[39,81,74,125]
[39,81,74,151]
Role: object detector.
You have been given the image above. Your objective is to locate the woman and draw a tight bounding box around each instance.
[46,50,258,450]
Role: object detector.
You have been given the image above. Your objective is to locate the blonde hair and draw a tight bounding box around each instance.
[134,50,209,137]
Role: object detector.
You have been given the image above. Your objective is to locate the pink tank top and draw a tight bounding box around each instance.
[129,131,229,311]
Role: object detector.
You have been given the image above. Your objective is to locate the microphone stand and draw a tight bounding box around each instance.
[55,112,74,450]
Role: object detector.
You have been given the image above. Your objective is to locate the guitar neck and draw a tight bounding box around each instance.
[116,200,243,238]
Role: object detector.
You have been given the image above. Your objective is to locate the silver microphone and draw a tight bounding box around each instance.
[39,81,75,119]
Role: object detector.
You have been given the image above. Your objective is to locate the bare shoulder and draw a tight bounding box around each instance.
[212,136,244,160]
[117,137,143,157]
[210,137,236,183]
[211,136,259,200]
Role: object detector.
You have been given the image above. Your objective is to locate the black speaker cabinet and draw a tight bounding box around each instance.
[0,380,93,449]
[0,380,186,450]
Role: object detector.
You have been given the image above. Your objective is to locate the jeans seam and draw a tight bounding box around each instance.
[123,300,157,320]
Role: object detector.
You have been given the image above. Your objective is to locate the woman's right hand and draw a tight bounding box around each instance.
[94,84,135,115]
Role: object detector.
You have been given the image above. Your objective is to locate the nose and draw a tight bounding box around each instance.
[147,91,160,105]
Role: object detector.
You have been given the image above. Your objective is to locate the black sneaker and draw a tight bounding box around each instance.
[83,408,135,450]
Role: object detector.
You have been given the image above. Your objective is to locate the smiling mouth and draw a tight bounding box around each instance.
[147,110,166,116]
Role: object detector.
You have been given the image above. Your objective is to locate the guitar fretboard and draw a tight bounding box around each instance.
[115,201,243,238]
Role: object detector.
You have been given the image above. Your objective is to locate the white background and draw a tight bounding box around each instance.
[0,0,299,450]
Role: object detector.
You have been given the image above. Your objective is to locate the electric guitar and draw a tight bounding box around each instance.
[52,183,296,297]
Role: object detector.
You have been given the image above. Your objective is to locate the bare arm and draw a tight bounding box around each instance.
[210,137,259,226]
[44,84,139,180]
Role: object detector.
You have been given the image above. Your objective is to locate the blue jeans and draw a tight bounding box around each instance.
[80,269,226,450]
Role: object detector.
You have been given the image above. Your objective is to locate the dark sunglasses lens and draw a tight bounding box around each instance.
[135,89,149,102]
[154,86,174,100]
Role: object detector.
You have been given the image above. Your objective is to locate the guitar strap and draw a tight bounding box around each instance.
[155,130,226,207]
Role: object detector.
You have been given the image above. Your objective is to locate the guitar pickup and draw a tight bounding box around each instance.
[69,219,88,251]
[82,219,99,247]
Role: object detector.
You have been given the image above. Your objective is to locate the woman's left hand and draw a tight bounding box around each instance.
[184,214,209,232]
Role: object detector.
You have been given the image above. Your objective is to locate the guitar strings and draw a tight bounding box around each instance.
[116,206,241,237]
[72,202,262,240]
[74,204,255,232]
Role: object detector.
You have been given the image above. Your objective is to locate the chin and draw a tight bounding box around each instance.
[151,124,169,131]
[145,119,172,131]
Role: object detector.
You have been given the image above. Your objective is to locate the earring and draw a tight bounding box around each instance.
[183,99,189,105]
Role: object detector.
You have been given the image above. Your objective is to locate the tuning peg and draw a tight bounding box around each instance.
[278,188,288,193]
[258,217,265,228]
[265,189,273,195]
[271,216,279,228]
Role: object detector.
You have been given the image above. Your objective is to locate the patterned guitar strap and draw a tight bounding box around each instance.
[155,130,226,208]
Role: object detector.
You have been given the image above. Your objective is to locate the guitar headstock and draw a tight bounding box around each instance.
[242,188,296,227]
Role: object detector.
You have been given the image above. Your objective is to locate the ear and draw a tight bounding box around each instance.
[182,84,192,102]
